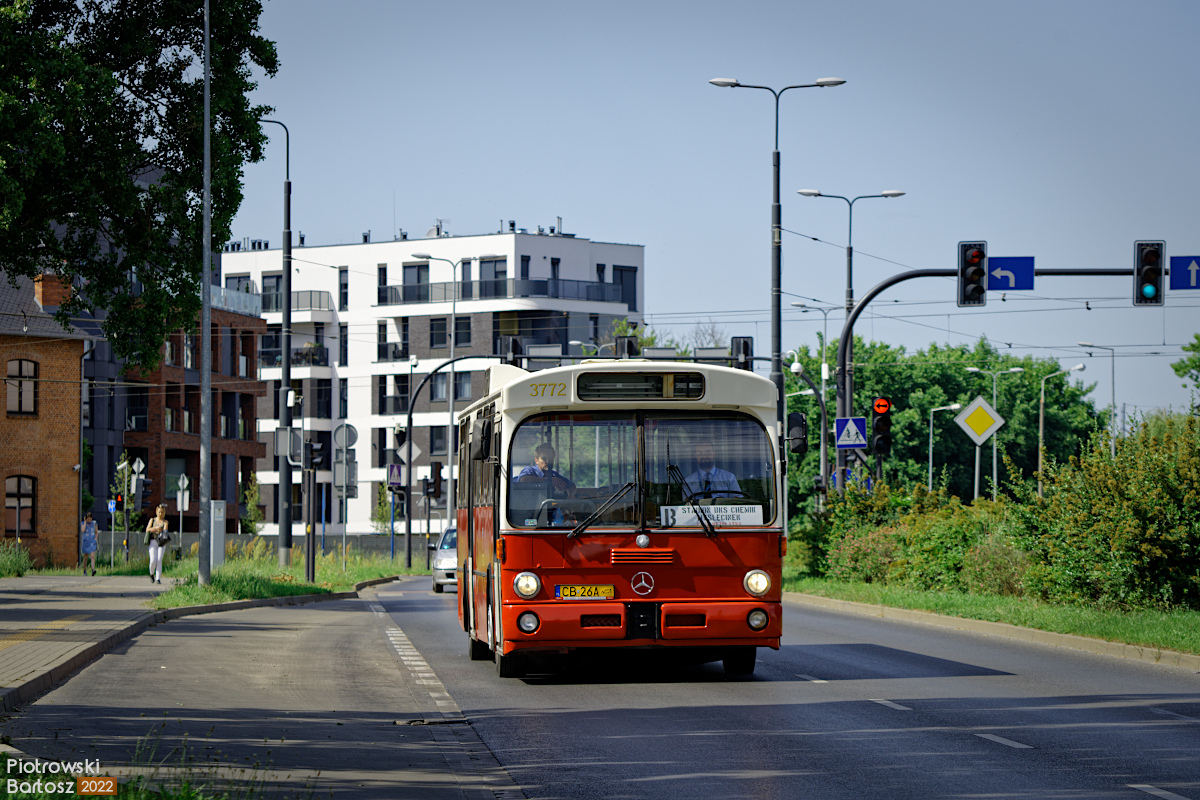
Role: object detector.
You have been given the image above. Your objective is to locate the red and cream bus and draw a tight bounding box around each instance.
[455,359,785,678]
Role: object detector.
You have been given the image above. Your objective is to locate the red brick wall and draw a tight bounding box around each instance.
[0,335,84,567]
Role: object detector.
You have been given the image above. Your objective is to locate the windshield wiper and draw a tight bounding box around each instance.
[667,464,716,538]
[568,481,635,539]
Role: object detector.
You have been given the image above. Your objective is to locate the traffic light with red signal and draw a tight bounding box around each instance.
[1134,241,1164,306]
[957,241,988,307]
[871,397,893,457]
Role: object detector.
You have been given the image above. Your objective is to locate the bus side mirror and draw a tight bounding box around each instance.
[470,418,492,461]
[787,412,809,455]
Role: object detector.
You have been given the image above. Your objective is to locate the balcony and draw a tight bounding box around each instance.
[377,278,623,307]
[213,285,263,316]
[262,290,334,313]
[382,396,408,415]
[258,346,330,369]
[377,342,409,362]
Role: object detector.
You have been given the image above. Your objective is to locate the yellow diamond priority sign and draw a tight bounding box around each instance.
[954,395,1005,446]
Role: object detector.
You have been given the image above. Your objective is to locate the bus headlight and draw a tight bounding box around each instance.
[747,608,769,631]
[513,572,541,599]
[517,612,540,634]
[743,569,771,597]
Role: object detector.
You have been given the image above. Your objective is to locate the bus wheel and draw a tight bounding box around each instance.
[468,634,492,661]
[723,647,756,677]
[495,650,526,679]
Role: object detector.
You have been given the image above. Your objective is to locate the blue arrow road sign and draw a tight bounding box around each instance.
[835,417,868,449]
[107,499,116,513]
[1170,256,1200,290]
[987,257,1034,290]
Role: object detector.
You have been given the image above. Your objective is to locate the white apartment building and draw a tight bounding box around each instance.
[220,222,644,538]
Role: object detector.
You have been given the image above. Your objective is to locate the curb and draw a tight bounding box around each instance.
[0,574,404,714]
[784,591,1200,672]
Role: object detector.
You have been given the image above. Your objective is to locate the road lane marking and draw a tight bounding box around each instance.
[869,699,912,711]
[1129,785,1193,800]
[796,674,828,683]
[1149,707,1200,722]
[975,733,1032,749]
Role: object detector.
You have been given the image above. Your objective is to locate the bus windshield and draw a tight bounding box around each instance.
[506,412,775,530]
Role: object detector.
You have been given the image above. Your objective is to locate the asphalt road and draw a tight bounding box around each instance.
[378,577,1200,800]
[5,578,1200,800]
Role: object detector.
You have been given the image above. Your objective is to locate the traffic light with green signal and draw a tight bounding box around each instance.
[1134,241,1164,306]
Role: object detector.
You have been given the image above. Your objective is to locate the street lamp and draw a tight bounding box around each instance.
[411,253,500,538]
[796,189,905,490]
[928,403,962,491]
[1039,363,1086,498]
[709,76,845,427]
[790,302,837,496]
[965,366,1025,500]
[1078,342,1117,457]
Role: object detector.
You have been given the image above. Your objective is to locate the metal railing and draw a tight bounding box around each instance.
[377,342,408,362]
[213,285,263,316]
[258,346,330,368]
[377,278,623,306]
[382,396,408,415]
[262,290,334,313]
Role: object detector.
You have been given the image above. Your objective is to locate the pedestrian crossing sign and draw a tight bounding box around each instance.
[835,417,868,449]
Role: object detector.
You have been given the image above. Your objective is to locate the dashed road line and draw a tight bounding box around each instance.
[974,733,1033,749]
[1128,785,1193,800]
[796,674,828,683]
[1149,707,1200,723]
[869,699,912,711]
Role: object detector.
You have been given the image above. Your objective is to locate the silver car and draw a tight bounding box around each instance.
[430,527,457,593]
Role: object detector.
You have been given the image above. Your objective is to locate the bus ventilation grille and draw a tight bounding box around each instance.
[581,615,622,628]
[610,548,675,565]
[664,614,706,627]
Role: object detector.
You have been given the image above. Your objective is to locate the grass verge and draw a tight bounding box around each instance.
[150,552,429,610]
[785,575,1200,656]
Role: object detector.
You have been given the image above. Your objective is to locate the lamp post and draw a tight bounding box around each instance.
[928,403,962,491]
[709,76,845,427]
[1078,342,1117,457]
[796,189,904,489]
[965,366,1025,500]
[410,254,499,540]
[1039,363,1086,498]
[790,302,836,496]
[259,118,293,567]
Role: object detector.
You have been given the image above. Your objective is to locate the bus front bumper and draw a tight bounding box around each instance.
[499,600,782,652]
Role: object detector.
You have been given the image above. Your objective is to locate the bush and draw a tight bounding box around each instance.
[0,541,33,577]
[1012,414,1200,609]
[961,535,1029,596]
[826,525,899,583]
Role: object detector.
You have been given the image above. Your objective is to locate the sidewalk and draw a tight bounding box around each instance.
[0,573,175,713]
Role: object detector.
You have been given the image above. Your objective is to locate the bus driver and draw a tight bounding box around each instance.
[683,440,741,499]
[515,443,576,496]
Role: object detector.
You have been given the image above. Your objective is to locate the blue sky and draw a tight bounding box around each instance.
[230,0,1200,421]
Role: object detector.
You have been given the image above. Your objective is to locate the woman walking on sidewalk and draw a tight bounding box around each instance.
[80,512,98,576]
[144,505,170,584]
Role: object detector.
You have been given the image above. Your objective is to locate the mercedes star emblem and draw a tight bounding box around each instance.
[631,572,655,596]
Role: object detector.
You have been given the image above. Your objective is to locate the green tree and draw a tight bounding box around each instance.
[598,318,689,357]
[785,336,1103,511]
[371,483,402,534]
[1171,333,1200,390]
[0,0,278,367]
[240,474,264,534]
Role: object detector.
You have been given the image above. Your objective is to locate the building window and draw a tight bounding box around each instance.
[429,426,448,455]
[377,264,387,286]
[5,475,35,536]
[430,318,447,349]
[550,257,560,281]
[590,314,600,343]
[339,324,348,366]
[339,378,348,419]
[339,268,349,310]
[596,264,605,283]
[313,323,325,348]
[520,255,530,280]
[315,379,332,419]
[454,371,471,401]
[430,373,448,402]
[400,317,409,352]
[454,316,471,348]
[6,360,37,415]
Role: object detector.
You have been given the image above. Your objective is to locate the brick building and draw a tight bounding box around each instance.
[0,274,97,566]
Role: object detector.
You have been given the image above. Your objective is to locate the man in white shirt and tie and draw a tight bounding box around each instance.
[683,441,741,499]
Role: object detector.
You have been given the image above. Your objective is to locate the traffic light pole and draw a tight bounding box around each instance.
[832,265,1134,495]
[402,355,501,567]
